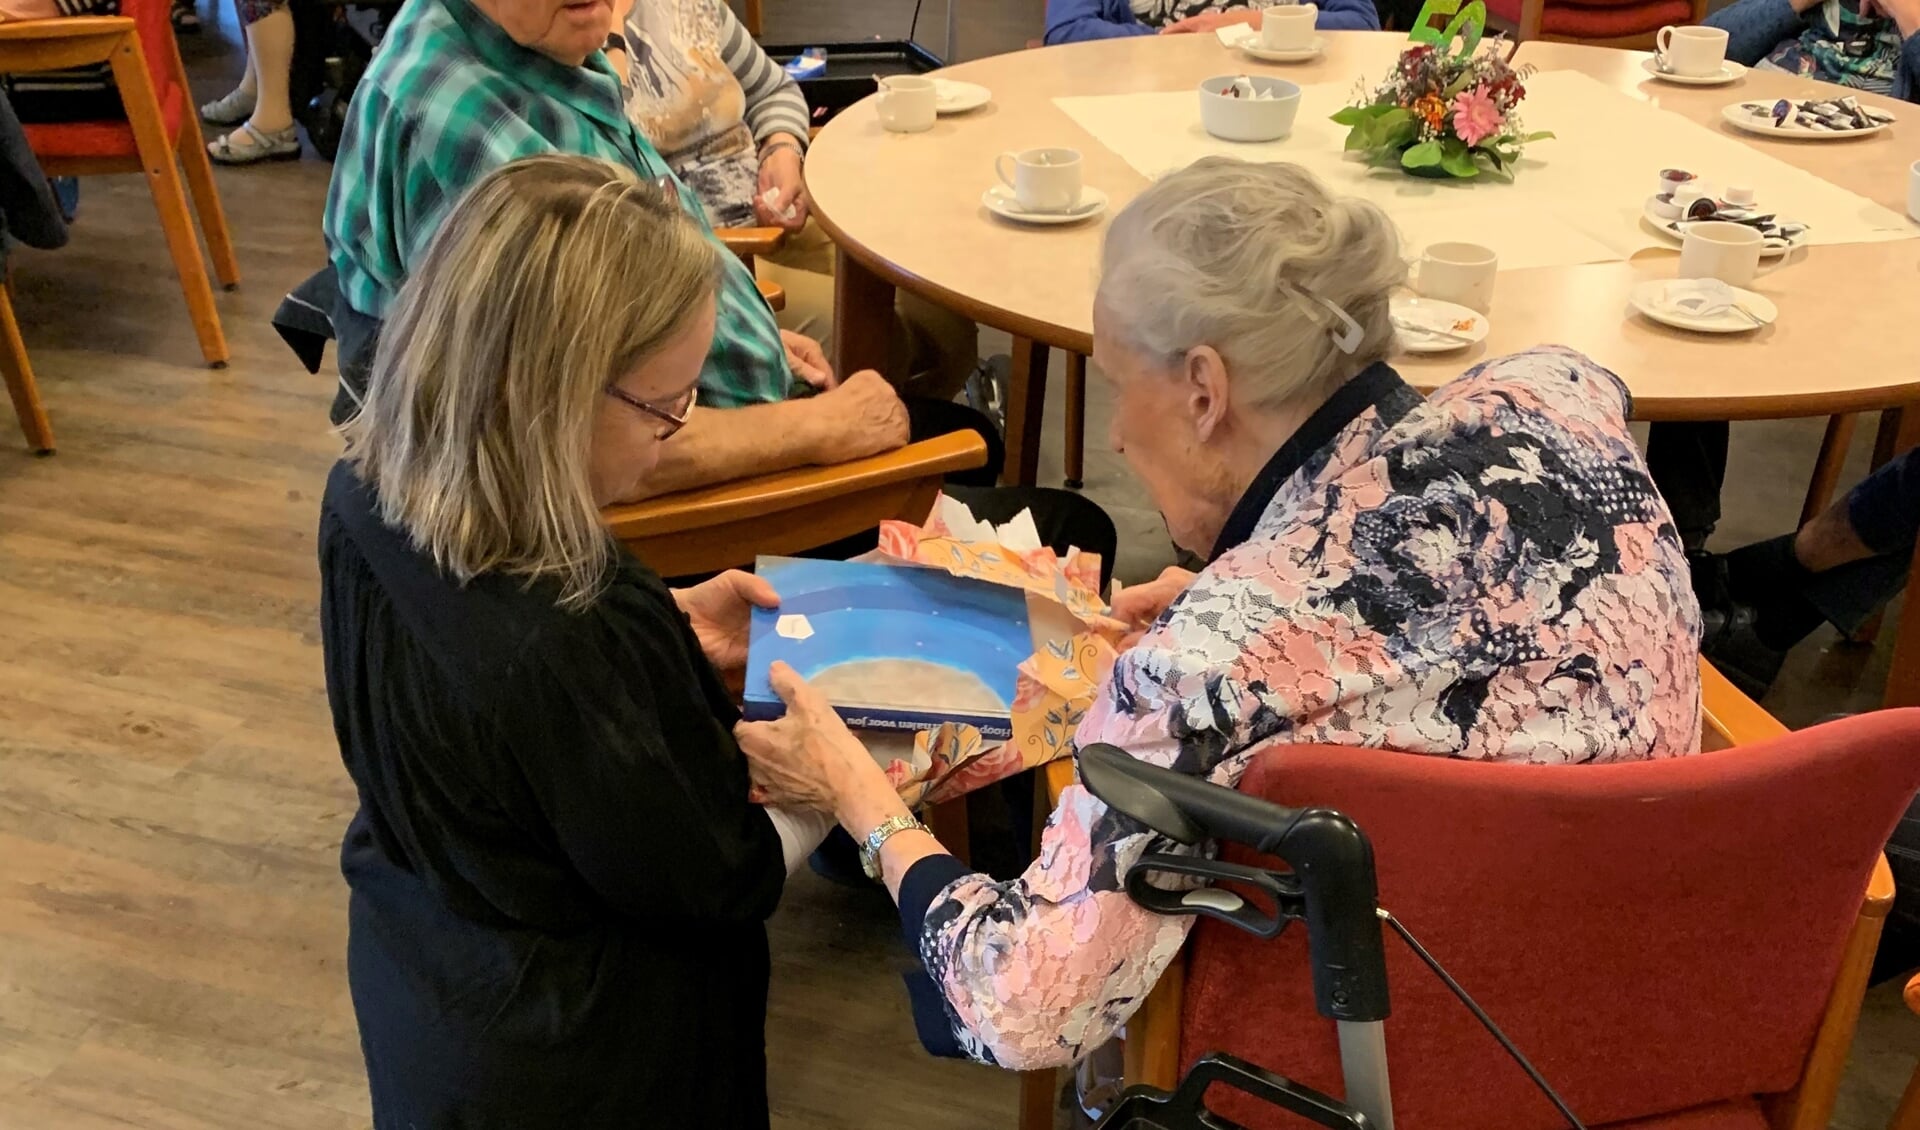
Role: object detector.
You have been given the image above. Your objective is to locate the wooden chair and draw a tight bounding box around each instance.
[600,428,986,577]
[1488,0,1707,48]
[720,226,789,313]
[1022,662,1912,1130]
[1,275,52,452]
[0,0,238,367]
[1890,972,1920,1130]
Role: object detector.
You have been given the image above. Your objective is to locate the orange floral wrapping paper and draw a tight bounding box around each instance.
[871,502,1125,809]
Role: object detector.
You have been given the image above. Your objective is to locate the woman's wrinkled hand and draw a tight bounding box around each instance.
[1110,565,1198,646]
[674,571,779,676]
[734,661,884,816]
[755,138,811,232]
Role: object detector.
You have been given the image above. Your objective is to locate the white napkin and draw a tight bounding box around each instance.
[935,494,1045,553]
[1654,278,1738,318]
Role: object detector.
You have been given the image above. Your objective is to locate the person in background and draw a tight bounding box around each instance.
[1045,0,1379,46]
[610,0,980,402]
[0,0,121,123]
[737,158,1702,1075]
[1698,447,1920,697]
[200,0,301,163]
[323,0,996,501]
[1708,0,1918,100]
[171,0,196,31]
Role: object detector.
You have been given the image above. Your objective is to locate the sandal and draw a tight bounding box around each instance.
[200,88,256,126]
[207,123,300,165]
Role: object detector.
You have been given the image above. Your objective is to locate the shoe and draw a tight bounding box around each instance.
[964,354,1009,435]
[1692,550,1784,699]
[208,123,301,165]
[200,88,256,126]
[170,0,199,32]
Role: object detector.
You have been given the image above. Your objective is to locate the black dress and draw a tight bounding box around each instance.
[318,462,786,1129]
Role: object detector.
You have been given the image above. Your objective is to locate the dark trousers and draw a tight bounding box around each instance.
[1792,447,1920,636]
[1646,421,1728,552]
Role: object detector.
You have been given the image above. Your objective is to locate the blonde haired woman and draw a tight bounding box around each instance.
[321,153,832,1129]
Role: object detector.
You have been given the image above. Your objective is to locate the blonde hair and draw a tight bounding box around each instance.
[1096,157,1406,410]
[341,154,721,609]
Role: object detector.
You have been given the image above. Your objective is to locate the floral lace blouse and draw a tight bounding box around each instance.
[895,346,1703,1071]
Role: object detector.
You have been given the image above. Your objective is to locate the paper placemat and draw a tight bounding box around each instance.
[1052,69,1914,271]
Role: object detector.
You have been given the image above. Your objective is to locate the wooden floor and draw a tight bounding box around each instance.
[0,2,1915,1128]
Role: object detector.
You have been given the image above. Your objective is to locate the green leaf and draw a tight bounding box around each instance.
[1439,138,1478,177]
[1523,130,1556,142]
[1400,140,1444,169]
[1380,119,1420,151]
[1330,105,1377,126]
[1443,69,1476,98]
[1342,123,1374,152]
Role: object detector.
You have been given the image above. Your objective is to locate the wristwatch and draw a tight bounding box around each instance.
[859,815,931,880]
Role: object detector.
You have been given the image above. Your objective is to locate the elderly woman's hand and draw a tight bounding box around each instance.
[673,571,780,676]
[735,661,899,819]
[755,136,810,232]
[1111,565,1198,646]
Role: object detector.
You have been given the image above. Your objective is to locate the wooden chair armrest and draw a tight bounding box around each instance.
[603,430,986,537]
[1866,853,1895,918]
[1042,756,1076,808]
[1699,657,1788,750]
[716,226,788,258]
[1905,968,1920,1016]
[0,14,132,38]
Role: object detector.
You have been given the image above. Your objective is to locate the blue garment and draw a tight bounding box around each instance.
[1045,0,1379,45]
[1706,0,1918,102]
[1786,449,1920,634]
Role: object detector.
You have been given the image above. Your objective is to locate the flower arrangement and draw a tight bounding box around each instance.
[1332,42,1552,180]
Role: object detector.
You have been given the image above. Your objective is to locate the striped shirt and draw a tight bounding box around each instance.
[321,0,791,408]
[621,0,810,228]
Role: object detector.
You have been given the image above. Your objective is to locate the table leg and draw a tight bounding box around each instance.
[832,246,895,378]
[1878,406,1920,706]
[1004,337,1050,486]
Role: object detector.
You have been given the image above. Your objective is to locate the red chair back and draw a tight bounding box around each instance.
[19,0,183,158]
[1180,712,1920,1129]
[1483,0,1694,40]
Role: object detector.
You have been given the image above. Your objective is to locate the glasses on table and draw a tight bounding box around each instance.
[605,383,696,440]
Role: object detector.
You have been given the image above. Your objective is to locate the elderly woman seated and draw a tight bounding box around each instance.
[738,157,1704,1071]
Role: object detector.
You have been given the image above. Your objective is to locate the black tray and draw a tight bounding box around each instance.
[1093,1055,1374,1130]
[759,38,945,129]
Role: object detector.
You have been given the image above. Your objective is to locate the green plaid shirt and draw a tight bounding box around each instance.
[321,0,791,408]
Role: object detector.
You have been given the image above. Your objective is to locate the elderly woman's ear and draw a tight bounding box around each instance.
[1180,344,1234,443]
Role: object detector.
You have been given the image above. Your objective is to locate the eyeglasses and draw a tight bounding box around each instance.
[605,383,696,440]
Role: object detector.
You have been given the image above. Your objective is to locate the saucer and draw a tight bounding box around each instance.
[934,79,991,114]
[1639,197,1807,258]
[982,185,1109,225]
[1641,58,1746,86]
[1722,98,1895,139]
[1629,279,1778,333]
[1390,295,1488,354]
[1232,33,1326,62]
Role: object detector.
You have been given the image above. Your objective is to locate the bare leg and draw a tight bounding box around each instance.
[1794,500,1875,574]
[242,6,295,133]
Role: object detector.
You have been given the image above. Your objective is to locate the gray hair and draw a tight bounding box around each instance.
[1096,157,1406,410]
[341,154,722,610]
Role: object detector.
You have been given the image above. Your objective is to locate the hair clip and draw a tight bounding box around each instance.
[1277,278,1364,355]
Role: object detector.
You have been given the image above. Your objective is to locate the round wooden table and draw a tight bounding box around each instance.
[807,32,1920,445]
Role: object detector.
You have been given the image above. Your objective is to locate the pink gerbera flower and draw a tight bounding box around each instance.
[1451,84,1504,147]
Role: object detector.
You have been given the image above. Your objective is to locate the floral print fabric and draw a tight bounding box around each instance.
[913,346,1703,1070]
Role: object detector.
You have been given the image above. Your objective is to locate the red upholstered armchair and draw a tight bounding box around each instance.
[1486,0,1707,48]
[1104,669,1919,1130]
[0,0,239,367]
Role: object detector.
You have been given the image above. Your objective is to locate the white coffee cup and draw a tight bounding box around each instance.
[994,147,1083,213]
[1678,220,1798,287]
[1413,242,1498,313]
[1260,3,1318,50]
[876,75,937,133]
[1656,24,1729,78]
[1907,158,1920,224]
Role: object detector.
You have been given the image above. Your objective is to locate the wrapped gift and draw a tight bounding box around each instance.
[871,495,1127,809]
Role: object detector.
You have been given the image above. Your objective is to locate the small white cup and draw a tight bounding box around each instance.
[876,75,937,133]
[1908,158,1920,224]
[995,147,1083,213]
[1673,182,1709,210]
[1414,242,1498,313]
[1656,25,1729,78]
[1260,3,1318,50]
[1679,220,1798,287]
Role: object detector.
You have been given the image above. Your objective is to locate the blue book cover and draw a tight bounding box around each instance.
[742,556,1032,740]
